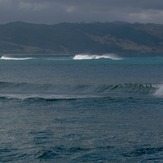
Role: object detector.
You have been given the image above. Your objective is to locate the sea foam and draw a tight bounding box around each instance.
[73,54,122,60]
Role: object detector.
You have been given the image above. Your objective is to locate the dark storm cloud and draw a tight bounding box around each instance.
[0,0,163,24]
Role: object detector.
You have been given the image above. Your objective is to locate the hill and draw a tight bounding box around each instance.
[0,22,163,55]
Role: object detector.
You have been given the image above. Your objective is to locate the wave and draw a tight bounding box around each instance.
[0,81,158,92]
[0,56,34,60]
[0,94,104,103]
[0,54,121,61]
[73,54,122,60]
[0,81,158,93]
[94,83,158,92]
[0,82,159,102]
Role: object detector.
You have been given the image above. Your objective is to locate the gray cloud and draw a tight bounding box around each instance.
[0,0,163,24]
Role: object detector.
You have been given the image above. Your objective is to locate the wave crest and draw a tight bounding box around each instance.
[1,56,34,60]
[73,54,122,60]
[154,84,163,97]
[0,82,158,94]
[0,94,102,102]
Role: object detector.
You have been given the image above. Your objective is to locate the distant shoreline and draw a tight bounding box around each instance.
[0,22,163,55]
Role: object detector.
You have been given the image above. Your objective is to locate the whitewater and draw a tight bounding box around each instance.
[73,54,122,60]
[0,56,34,60]
[0,55,163,162]
[0,54,122,61]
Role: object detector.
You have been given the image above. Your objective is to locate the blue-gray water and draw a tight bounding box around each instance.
[1,55,163,162]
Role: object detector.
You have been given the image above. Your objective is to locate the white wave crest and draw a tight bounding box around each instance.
[1,56,34,61]
[154,84,163,97]
[73,54,122,60]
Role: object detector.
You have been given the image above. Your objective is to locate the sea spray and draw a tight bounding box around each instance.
[154,84,163,97]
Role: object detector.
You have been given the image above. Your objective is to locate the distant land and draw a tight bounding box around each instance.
[0,21,163,55]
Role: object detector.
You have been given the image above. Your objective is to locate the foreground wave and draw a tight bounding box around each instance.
[0,94,106,102]
[0,81,161,101]
[0,81,159,92]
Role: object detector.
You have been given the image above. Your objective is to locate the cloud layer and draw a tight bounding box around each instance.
[0,0,163,24]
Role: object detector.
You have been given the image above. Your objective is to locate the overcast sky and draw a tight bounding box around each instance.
[0,0,163,24]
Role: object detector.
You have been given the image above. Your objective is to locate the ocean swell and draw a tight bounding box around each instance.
[0,81,158,93]
[0,82,159,102]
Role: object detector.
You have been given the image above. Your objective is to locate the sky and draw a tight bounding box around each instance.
[0,0,163,24]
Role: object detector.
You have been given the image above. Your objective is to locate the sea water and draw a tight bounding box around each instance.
[0,54,163,162]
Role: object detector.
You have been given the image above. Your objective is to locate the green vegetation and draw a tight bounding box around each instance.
[0,21,163,55]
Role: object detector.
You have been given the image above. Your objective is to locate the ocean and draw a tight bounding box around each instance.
[0,54,163,162]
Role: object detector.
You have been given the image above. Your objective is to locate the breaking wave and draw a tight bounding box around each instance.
[154,84,163,97]
[0,56,34,60]
[73,54,122,60]
[0,54,122,61]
